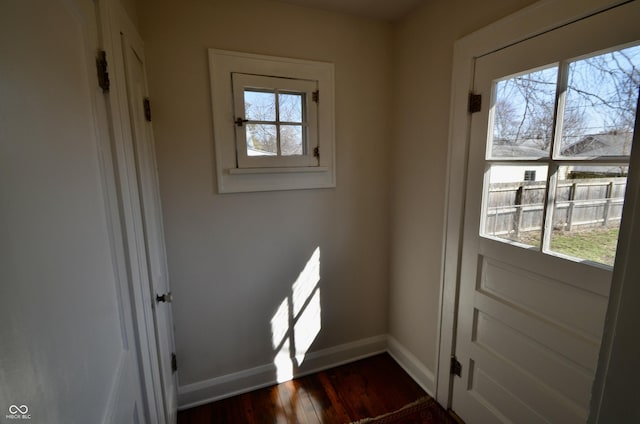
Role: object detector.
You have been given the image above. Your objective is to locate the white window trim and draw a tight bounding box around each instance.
[209,49,335,193]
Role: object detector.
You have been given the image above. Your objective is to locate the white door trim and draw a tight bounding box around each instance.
[437,0,632,410]
[97,0,169,422]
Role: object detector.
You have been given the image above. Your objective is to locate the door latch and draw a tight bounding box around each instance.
[235,117,248,127]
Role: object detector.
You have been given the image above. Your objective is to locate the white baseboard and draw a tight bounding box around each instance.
[386,336,436,397]
[178,334,387,410]
[178,334,437,410]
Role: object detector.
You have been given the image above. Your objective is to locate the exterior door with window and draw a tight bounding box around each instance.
[452,2,640,423]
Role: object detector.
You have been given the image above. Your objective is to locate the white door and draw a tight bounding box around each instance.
[452,3,640,423]
[0,0,145,422]
[121,25,179,424]
[99,4,179,422]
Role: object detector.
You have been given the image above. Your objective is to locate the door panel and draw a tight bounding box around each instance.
[479,255,608,340]
[452,2,640,422]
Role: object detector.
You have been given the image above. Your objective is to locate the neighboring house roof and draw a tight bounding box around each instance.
[492,132,633,158]
[561,132,632,156]
[491,140,548,157]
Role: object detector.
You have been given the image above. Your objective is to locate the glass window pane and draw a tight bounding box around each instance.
[560,45,640,157]
[490,67,558,158]
[280,125,303,156]
[279,93,303,123]
[246,124,277,156]
[483,165,548,248]
[549,166,628,266]
[245,90,276,121]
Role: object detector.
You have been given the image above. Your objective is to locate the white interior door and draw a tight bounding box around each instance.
[98,2,178,422]
[452,3,640,423]
[121,27,179,424]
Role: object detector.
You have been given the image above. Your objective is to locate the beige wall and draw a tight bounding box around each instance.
[388,0,538,374]
[137,0,545,398]
[137,0,393,387]
[119,0,139,27]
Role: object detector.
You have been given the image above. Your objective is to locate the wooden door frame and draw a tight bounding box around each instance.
[97,0,170,422]
[437,0,633,414]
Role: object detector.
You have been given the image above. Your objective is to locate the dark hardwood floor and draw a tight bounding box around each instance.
[178,353,450,423]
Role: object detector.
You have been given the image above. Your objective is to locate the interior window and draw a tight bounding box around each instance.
[232,73,319,168]
[209,49,336,193]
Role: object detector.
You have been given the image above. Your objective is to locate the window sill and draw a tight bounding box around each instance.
[228,166,329,175]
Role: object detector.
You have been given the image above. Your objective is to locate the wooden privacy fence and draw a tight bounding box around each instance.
[485,177,627,237]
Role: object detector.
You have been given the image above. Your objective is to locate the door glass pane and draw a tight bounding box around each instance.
[550,165,628,265]
[245,90,276,121]
[246,124,277,156]
[490,66,558,158]
[559,45,640,157]
[280,125,303,156]
[483,165,548,248]
[279,93,303,123]
[560,46,640,156]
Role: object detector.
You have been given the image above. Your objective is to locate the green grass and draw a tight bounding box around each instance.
[515,226,619,266]
[550,227,619,266]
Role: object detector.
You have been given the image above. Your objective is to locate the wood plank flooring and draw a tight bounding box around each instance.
[178,353,448,423]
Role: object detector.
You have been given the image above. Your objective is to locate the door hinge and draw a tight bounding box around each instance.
[313,146,319,158]
[143,98,152,122]
[171,353,178,373]
[450,356,462,377]
[468,93,482,113]
[96,50,110,93]
[312,90,319,103]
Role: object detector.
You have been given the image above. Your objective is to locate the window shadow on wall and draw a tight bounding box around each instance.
[271,247,322,383]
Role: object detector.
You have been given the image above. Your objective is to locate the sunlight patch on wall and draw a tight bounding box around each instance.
[273,340,294,382]
[294,289,321,364]
[270,247,322,383]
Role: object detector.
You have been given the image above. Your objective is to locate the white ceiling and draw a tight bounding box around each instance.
[275,0,426,21]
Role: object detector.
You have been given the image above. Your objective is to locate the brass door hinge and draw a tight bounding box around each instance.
[171,353,178,373]
[96,50,110,93]
[468,93,482,113]
[143,98,152,122]
[450,356,462,377]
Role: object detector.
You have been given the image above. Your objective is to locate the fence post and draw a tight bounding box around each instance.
[567,182,577,231]
[514,185,523,237]
[603,181,614,226]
